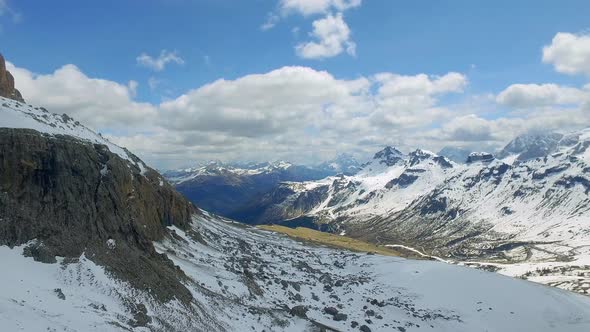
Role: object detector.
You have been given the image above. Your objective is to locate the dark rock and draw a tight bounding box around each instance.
[333,313,348,321]
[466,152,495,164]
[0,128,195,304]
[323,307,339,316]
[54,288,66,300]
[23,242,57,263]
[129,303,152,328]
[385,173,418,189]
[289,305,308,318]
[360,325,372,332]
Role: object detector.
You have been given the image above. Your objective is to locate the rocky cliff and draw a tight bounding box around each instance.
[0,53,25,102]
[0,96,196,305]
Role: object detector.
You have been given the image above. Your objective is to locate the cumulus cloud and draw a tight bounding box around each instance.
[543,32,590,76]
[497,83,589,108]
[5,60,484,167]
[159,66,370,137]
[295,13,356,59]
[369,72,467,128]
[279,0,362,16]
[10,55,588,169]
[264,0,360,59]
[438,115,496,142]
[7,62,157,129]
[136,50,184,72]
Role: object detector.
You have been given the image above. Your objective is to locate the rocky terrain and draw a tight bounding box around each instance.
[240,132,590,295]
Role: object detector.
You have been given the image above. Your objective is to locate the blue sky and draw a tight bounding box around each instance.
[1,0,590,168]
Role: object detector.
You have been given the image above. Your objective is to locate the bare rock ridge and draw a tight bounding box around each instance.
[0,53,25,102]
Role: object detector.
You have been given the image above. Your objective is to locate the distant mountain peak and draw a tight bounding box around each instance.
[497,132,563,161]
[373,146,405,166]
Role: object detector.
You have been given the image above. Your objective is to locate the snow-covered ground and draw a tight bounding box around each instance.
[4,213,588,331]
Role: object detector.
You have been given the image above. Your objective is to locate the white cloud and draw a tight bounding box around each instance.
[543,32,590,76]
[136,50,184,72]
[295,13,356,59]
[369,72,467,128]
[7,62,157,129]
[159,66,370,137]
[5,61,479,167]
[497,83,589,108]
[261,12,280,30]
[264,1,361,59]
[280,0,361,16]
[439,114,496,142]
[10,56,588,169]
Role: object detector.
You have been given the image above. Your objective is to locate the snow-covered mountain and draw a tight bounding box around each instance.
[162,156,361,221]
[246,131,590,295]
[241,147,456,225]
[496,132,564,162]
[5,95,590,331]
[163,160,295,185]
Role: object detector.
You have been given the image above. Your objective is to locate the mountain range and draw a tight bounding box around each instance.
[163,155,361,220]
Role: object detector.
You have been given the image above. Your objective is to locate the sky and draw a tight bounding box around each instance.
[1,0,590,169]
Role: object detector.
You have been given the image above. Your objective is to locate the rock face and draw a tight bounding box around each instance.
[0,53,25,102]
[0,127,196,303]
[466,152,495,163]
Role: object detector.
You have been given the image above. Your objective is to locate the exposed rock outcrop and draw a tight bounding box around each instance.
[0,53,25,102]
[0,127,196,303]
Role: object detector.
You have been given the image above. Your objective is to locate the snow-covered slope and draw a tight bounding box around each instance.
[0,96,148,172]
[3,213,590,331]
